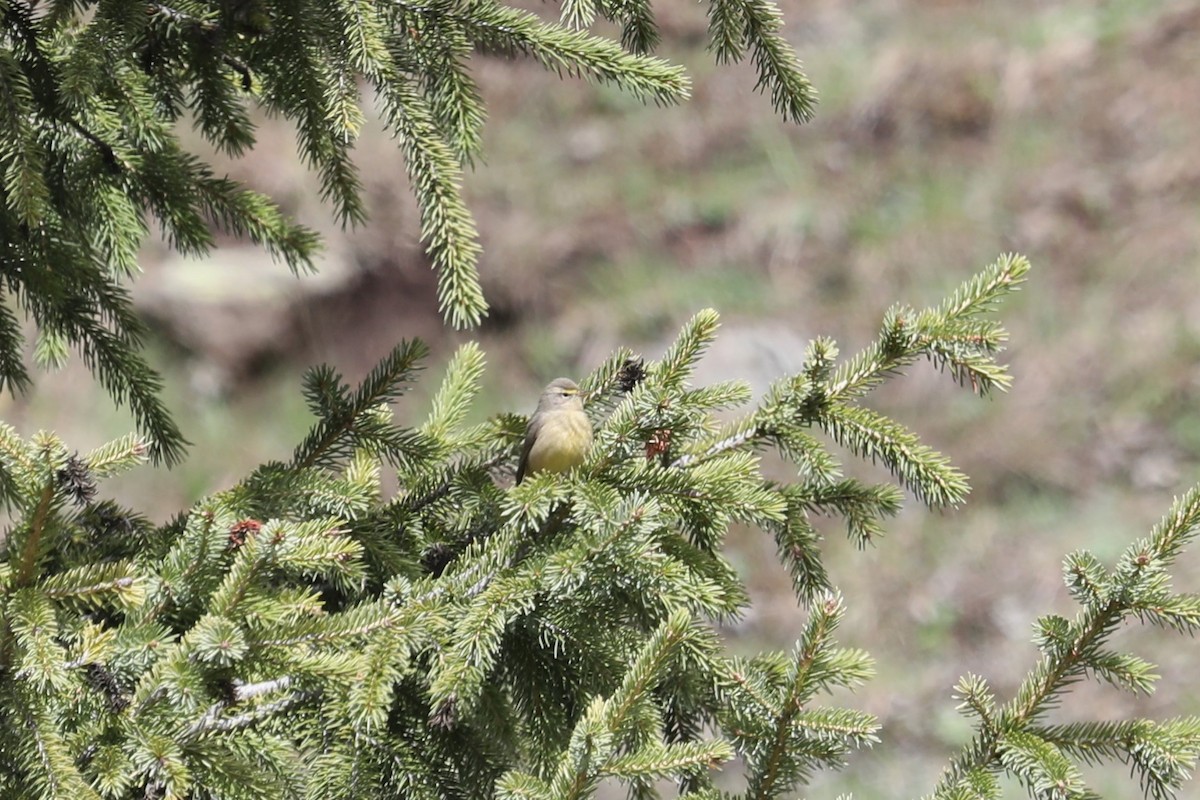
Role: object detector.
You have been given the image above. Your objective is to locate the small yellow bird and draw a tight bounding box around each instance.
[516,378,593,484]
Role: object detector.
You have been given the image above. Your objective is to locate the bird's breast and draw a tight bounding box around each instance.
[527,410,593,475]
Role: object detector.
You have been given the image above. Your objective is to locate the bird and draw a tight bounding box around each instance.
[516,377,593,484]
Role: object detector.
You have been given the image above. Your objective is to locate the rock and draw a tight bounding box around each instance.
[133,246,353,392]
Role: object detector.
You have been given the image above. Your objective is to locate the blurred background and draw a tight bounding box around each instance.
[6,0,1200,795]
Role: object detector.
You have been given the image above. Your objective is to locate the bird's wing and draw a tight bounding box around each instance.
[515,414,542,484]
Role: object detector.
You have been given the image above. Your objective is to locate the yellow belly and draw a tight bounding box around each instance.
[527,410,593,476]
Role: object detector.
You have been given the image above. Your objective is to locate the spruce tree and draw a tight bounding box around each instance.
[4,255,1200,798]
[3,0,1200,798]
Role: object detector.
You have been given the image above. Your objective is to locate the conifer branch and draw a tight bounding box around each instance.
[291,339,429,470]
[146,3,219,34]
[233,676,293,701]
[0,295,31,395]
[258,600,398,647]
[931,489,1200,799]
[604,609,691,731]
[14,483,54,589]
[441,0,690,105]
[378,77,486,327]
[0,0,827,442]
[189,690,316,736]
[1,1,1192,788]
[41,572,137,605]
[741,0,817,123]
[666,257,1028,485]
[60,118,120,171]
[750,594,869,799]
[137,505,222,622]
[669,428,760,469]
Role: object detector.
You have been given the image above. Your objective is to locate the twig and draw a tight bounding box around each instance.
[15,483,55,588]
[188,690,315,738]
[61,118,120,172]
[233,675,293,702]
[669,427,761,470]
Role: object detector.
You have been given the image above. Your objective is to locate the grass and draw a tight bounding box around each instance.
[584,257,772,338]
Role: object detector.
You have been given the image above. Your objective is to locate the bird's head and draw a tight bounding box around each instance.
[538,377,583,412]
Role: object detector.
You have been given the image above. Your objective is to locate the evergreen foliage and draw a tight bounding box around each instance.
[3,1,1199,797]
[0,0,814,461]
[931,489,1200,800]
[6,255,1197,798]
